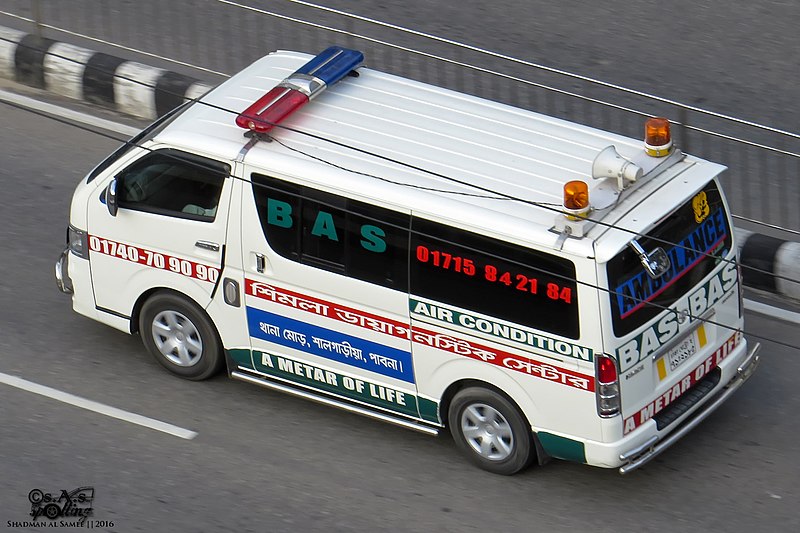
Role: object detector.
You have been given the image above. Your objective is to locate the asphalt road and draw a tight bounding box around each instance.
[0,91,799,532]
[319,0,800,127]
[3,0,798,127]
[2,0,798,230]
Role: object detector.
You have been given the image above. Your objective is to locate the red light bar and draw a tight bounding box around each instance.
[236,46,364,134]
[235,87,309,133]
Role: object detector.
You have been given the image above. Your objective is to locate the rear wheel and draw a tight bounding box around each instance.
[448,387,534,475]
[139,292,222,380]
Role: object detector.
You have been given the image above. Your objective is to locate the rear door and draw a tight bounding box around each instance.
[604,179,740,435]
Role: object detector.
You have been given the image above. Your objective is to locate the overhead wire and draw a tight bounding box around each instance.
[0,35,798,352]
[215,0,800,155]
[1,15,798,224]
[0,29,796,285]
[2,94,798,353]
[4,4,800,159]
[267,136,517,200]
[277,0,800,140]
[732,215,800,238]
[0,31,796,290]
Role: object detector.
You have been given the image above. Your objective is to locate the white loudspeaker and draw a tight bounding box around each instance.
[591,146,643,188]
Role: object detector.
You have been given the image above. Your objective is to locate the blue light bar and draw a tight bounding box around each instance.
[296,46,364,86]
[237,46,364,134]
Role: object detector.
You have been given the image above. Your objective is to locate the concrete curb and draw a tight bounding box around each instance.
[0,25,212,120]
[1,25,798,303]
[736,229,800,301]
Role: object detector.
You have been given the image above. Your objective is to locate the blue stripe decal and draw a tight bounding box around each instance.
[247,307,415,384]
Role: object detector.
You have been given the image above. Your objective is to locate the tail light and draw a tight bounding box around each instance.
[596,354,620,417]
[737,260,744,318]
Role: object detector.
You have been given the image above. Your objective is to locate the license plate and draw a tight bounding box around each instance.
[667,336,696,372]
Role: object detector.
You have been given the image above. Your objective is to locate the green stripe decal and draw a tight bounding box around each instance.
[537,432,586,463]
[227,348,254,369]
[418,397,440,424]
[251,349,435,420]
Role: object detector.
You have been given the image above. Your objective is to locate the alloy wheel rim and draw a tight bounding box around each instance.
[460,403,514,461]
[151,310,203,367]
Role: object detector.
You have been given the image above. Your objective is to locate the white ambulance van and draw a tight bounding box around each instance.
[56,46,759,474]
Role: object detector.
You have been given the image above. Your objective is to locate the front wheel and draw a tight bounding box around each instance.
[448,387,534,475]
[139,292,223,380]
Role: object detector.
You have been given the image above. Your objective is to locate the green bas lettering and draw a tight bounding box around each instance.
[267,198,293,228]
[360,224,387,252]
[267,201,387,252]
[311,211,339,241]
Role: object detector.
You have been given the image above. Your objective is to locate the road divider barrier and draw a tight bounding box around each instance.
[0,24,212,119]
[737,229,800,302]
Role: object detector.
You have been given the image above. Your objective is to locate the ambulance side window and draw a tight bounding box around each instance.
[117,149,229,221]
[410,217,580,339]
[251,173,410,291]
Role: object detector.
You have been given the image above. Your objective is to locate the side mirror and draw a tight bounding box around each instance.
[106,178,118,217]
[628,239,671,279]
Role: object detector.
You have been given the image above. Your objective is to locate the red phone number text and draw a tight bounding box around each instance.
[89,235,219,283]
[415,245,572,303]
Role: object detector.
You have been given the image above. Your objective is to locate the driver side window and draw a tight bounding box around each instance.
[117,149,229,221]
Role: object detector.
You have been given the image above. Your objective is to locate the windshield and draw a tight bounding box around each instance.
[607,179,732,337]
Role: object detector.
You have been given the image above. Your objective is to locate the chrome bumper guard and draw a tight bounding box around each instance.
[619,342,761,474]
[55,248,73,294]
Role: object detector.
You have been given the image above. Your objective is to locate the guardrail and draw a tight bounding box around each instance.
[1,0,798,233]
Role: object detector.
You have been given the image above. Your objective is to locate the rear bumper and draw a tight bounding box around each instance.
[617,341,760,474]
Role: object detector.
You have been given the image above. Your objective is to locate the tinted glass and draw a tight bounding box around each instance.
[251,174,410,291]
[411,218,580,339]
[607,180,732,336]
[117,149,228,221]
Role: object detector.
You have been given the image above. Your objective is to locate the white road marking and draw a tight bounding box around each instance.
[0,372,198,440]
[0,88,140,136]
[744,298,800,325]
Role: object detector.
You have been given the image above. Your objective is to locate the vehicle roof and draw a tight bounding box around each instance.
[155,50,725,260]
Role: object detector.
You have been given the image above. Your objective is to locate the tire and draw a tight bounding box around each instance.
[448,387,534,475]
[139,292,223,380]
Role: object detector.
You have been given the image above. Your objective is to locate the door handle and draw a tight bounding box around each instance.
[255,253,266,273]
[195,240,220,252]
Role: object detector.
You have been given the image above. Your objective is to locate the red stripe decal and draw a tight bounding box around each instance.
[245,279,594,391]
